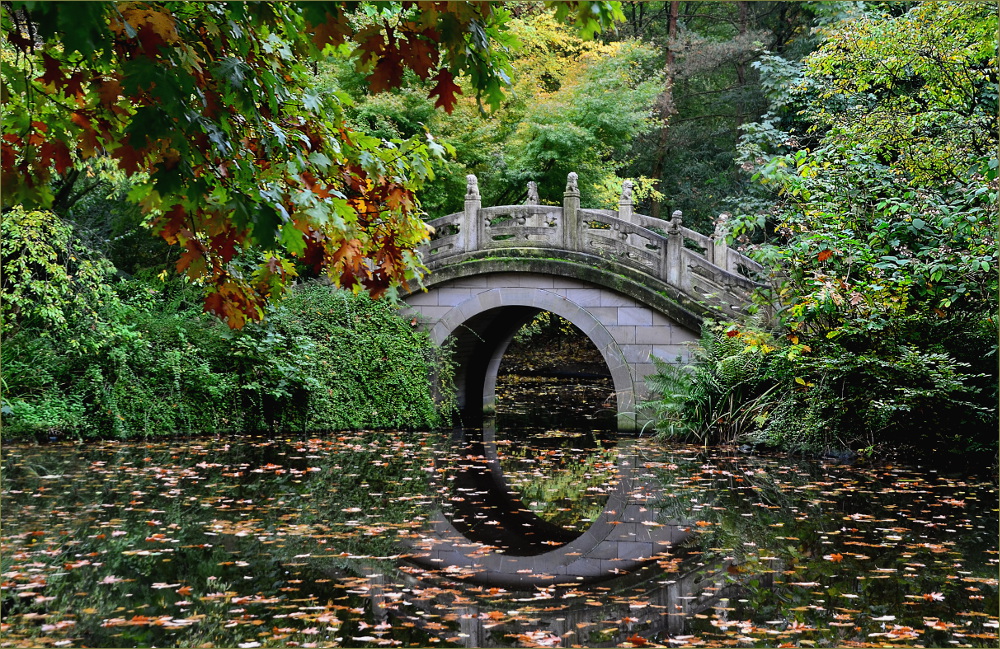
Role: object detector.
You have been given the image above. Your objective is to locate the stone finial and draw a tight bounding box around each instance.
[618,179,634,222]
[562,172,581,250]
[565,172,579,195]
[713,213,730,239]
[526,181,539,205]
[466,174,480,200]
[712,212,731,270]
[620,179,633,204]
[669,209,683,231]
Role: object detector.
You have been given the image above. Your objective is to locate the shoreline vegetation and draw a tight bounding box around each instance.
[1,208,993,472]
[1,211,452,440]
[1,2,996,468]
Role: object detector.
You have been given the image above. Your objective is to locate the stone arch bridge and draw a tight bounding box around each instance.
[403,173,761,431]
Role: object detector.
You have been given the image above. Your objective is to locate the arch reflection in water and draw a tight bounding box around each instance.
[405,420,693,588]
[388,423,740,647]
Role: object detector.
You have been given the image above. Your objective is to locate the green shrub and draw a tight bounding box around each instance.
[2,212,453,438]
[644,319,996,458]
[643,322,780,445]
[1,206,117,337]
[260,284,452,432]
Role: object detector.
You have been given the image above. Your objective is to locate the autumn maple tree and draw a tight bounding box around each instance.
[1,1,624,328]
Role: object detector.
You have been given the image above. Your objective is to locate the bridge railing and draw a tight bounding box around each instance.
[421,173,762,314]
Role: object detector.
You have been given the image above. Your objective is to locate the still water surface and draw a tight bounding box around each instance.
[1,377,997,648]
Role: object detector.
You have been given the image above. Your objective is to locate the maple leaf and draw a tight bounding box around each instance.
[309,11,352,49]
[209,228,241,264]
[134,23,168,57]
[62,71,87,97]
[176,249,207,280]
[38,52,66,89]
[0,144,16,176]
[96,76,123,108]
[112,142,147,175]
[153,205,186,245]
[369,52,406,94]
[140,7,179,43]
[385,185,413,211]
[430,69,463,113]
[39,140,72,175]
[355,27,386,68]
[398,30,439,79]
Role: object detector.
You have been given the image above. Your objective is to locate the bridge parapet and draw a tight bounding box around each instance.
[422,173,762,317]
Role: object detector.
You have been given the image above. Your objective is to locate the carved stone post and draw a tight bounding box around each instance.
[526,181,539,205]
[464,174,481,252]
[562,172,580,251]
[617,179,633,223]
[712,213,730,271]
[665,209,683,286]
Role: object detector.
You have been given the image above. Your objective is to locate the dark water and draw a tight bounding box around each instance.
[1,377,997,648]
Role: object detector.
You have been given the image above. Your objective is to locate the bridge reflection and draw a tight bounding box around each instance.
[372,421,742,646]
[407,423,691,586]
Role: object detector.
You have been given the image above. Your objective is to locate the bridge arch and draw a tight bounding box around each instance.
[403,268,700,432]
[404,173,762,431]
[425,284,634,428]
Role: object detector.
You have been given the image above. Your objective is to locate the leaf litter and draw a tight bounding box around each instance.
[1,382,996,648]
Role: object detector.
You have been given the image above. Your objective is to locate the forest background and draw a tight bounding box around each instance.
[1,1,996,462]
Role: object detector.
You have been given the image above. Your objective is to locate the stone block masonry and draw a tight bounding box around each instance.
[405,172,760,431]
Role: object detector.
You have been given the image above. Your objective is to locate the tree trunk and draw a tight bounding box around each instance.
[650,0,679,220]
[735,1,748,130]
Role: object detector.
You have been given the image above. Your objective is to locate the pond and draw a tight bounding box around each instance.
[1,376,997,648]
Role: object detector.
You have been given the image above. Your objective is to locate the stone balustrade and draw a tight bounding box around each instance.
[420,173,762,317]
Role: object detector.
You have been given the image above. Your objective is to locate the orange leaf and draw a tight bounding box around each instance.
[96,76,123,108]
[430,69,462,113]
[310,11,352,49]
[112,142,147,175]
[40,140,72,175]
[398,31,438,79]
[818,249,833,262]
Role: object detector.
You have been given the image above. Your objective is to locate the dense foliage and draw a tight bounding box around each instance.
[647,2,998,459]
[1,1,623,327]
[1,209,451,439]
[325,8,664,214]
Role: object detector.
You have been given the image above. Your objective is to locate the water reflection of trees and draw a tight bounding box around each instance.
[3,435,994,648]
